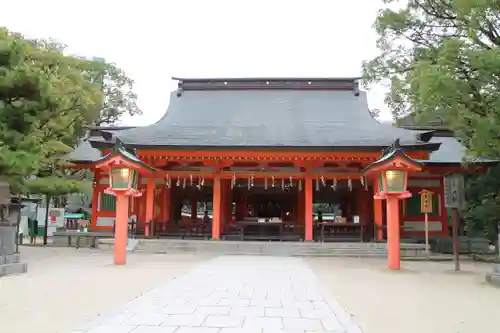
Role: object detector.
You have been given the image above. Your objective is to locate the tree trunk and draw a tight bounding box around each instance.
[43,195,51,245]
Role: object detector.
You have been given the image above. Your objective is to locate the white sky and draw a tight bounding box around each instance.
[2,0,392,125]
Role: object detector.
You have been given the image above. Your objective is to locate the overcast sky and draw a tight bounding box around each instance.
[2,0,391,125]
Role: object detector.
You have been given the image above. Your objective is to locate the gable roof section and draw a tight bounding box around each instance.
[425,136,496,165]
[91,77,439,152]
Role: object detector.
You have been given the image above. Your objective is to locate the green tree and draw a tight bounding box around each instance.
[463,166,500,245]
[0,28,141,243]
[363,0,500,159]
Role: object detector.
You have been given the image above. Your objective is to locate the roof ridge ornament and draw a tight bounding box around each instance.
[112,138,124,154]
[353,79,360,97]
[177,80,184,97]
[392,138,401,149]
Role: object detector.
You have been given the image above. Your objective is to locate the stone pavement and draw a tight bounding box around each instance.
[72,256,362,333]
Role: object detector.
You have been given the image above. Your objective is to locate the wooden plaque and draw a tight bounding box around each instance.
[419,189,433,214]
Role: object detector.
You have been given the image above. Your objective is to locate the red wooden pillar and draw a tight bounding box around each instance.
[90,169,100,230]
[373,180,384,241]
[114,194,129,265]
[387,197,401,270]
[219,180,226,231]
[226,181,233,226]
[163,187,171,231]
[212,177,222,240]
[145,177,155,236]
[304,176,313,241]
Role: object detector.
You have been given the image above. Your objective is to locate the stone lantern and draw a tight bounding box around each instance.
[363,140,422,270]
[0,181,28,276]
[94,141,155,265]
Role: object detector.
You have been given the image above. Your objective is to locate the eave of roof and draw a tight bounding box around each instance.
[88,140,441,153]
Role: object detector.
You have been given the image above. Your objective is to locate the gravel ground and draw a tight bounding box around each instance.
[0,247,209,333]
[307,257,500,333]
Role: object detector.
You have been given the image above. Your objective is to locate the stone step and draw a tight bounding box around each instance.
[97,239,429,258]
[0,262,28,277]
[0,254,21,264]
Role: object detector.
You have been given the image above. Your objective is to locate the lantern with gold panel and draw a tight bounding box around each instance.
[363,139,423,270]
[94,140,155,265]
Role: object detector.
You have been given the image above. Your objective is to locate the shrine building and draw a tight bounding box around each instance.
[67,77,490,242]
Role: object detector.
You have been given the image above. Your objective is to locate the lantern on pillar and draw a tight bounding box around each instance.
[93,140,155,265]
[366,140,421,200]
[109,167,138,192]
[363,139,423,270]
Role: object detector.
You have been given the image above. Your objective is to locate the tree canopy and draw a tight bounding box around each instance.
[0,27,141,193]
[363,0,500,158]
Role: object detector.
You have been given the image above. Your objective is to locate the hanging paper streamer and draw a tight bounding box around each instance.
[264,177,268,190]
[347,177,352,192]
[250,175,254,187]
[247,176,251,190]
[231,173,236,188]
[200,177,205,187]
[289,176,293,187]
[166,175,171,188]
[176,176,180,187]
[298,180,302,191]
[190,174,193,186]
[281,179,285,190]
[315,178,320,191]
[182,178,186,189]
[271,176,275,187]
[332,178,338,191]
[320,175,325,187]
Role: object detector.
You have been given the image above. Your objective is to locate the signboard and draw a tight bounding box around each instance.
[419,190,434,213]
[444,174,465,209]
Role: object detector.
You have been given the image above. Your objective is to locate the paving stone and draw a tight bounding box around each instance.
[312,301,331,311]
[161,314,206,327]
[202,315,244,328]
[99,313,134,325]
[195,306,231,315]
[122,313,167,326]
[193,297,221,306]
[86,325,138,333]
[281,300,314,310]
[69,256,363,333]
[219,298,251,307]
[161,305,197,315]
[300,308,335,319]
[250,298,282,307]
[265,307,301,318]
[176,328,220,333]
[282,318,324,331]
[242,316,283,330]
[132,327,179,333]
[220,329,264,333]
[229,306,265,317]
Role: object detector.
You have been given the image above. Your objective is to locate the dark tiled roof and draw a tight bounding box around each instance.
[109,80,437,151]
[65,139,102,163]
[424,136,496,164]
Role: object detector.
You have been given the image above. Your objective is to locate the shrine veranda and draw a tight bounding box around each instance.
[66,77,491,242]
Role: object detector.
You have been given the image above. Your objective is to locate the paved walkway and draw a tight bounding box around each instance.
[72,256,362,333]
